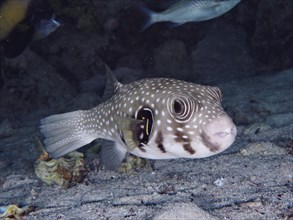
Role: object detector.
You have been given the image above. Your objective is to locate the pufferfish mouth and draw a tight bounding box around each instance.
[200,132,221,152]
[201,125,237,153]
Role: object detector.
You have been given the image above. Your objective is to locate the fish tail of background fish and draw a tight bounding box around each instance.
[33,15,61,40]
[40,110,100,159]
[139,6,160,31]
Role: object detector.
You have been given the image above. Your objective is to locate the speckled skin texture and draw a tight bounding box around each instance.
[40,77,236,167]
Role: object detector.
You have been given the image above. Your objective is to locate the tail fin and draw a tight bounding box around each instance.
[40,110,99,158]
[138,5,156,31]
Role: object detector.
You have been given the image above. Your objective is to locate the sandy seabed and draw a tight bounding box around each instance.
[0,67,292,219]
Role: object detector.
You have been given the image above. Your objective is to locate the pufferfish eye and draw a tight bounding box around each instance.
[168,95,195,122]
[173,99,184,114]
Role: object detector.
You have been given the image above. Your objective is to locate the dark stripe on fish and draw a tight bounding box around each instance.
[174,129,195,155]
[183,143,195,155]
[156,130,166,153]
[138,144,146,152]
[201,132,220,152]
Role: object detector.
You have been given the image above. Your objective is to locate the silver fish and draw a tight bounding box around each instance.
[40,67,237,169]
[141,0,241,30]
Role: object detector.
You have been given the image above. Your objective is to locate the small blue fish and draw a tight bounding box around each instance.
[33,15,61,40]
[141,0,241,30]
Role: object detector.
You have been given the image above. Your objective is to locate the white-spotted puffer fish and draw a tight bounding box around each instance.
[141,0,241,30]
[40,67,237,169]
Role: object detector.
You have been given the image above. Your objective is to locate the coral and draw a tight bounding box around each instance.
[0,204,34,219]
[34,149,88,188]
[119,155,148,173]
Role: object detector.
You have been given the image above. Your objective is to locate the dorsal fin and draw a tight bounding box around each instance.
[103,65,122,100]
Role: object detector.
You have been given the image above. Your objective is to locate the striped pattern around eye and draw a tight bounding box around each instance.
[167,94,196,123]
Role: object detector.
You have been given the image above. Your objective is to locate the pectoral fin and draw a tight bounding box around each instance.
[114,115,143,151]
[99,140,127,170]
[114,107,154,152]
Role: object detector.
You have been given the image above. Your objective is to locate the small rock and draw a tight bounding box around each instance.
[153,202,219,220]
[213,177,227,187]
[243,123,271,135]
[240,142,288,156]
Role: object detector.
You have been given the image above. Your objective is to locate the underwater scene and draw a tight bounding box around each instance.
[0,0,292,219]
